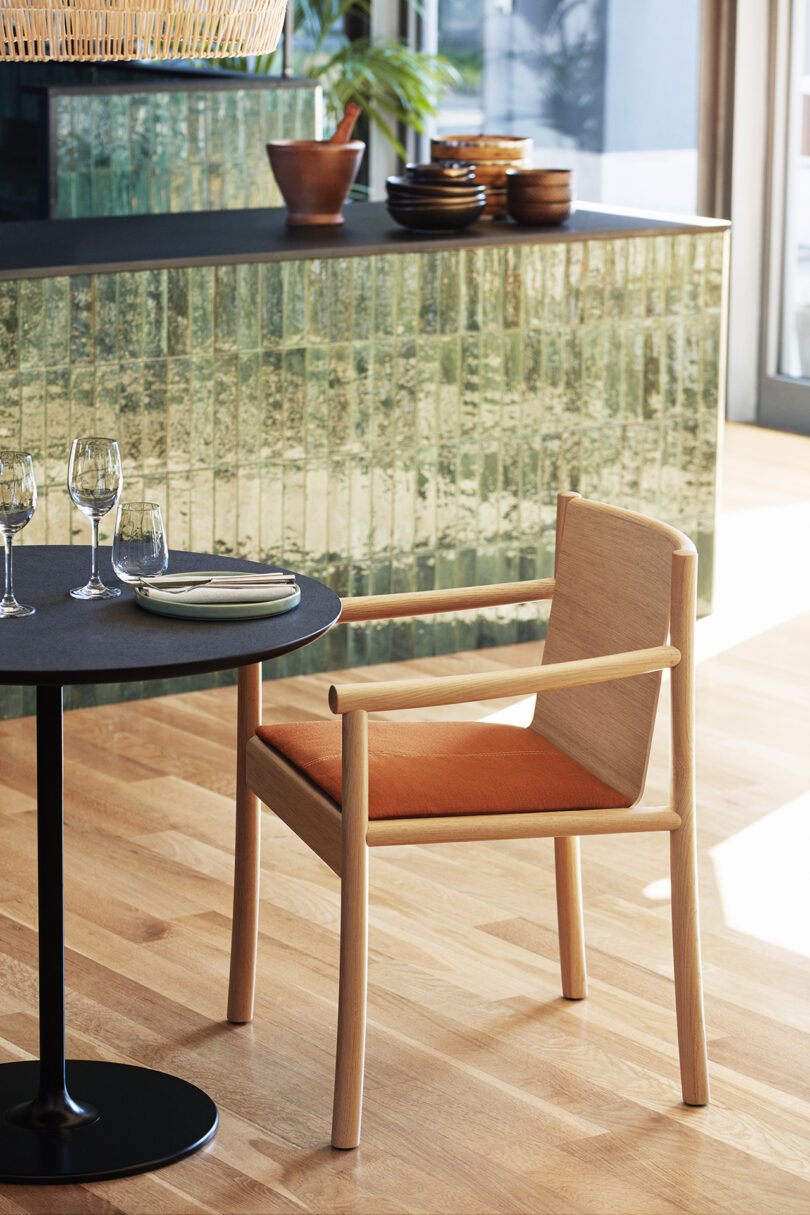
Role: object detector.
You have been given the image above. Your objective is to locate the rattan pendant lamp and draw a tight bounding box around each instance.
[1,0,289,61]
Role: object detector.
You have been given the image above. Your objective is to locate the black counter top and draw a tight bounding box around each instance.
[0,202,729,281]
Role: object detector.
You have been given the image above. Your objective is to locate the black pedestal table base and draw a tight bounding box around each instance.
[0,1061,217,1183]
[0,685,218,1183]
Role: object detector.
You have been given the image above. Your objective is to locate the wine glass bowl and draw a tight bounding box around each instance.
[112,502,168,584]
[0,449,37,618]
[67,437,123,600]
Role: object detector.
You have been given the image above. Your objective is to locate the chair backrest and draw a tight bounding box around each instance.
[531,496,693,802]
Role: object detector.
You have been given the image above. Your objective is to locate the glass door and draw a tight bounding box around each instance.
[760,0,810,433]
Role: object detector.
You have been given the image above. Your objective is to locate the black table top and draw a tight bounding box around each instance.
[0,547,342,687]
[0,203,730,282]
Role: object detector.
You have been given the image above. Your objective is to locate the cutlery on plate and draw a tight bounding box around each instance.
[138,573,296,593]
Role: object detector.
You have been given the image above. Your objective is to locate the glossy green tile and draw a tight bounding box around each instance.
[261,261,284,348]
[541,324,564,426]
[353,341,372,451]
[307,260,330,345]
[439,250,461,334]
[565,242,585,325]
[645,237,667,317]
[94,361,120,442]
[282,347,306,459]
[583,240,606,322]
[416,336,439,447]
[502,328,522,435]
[626,238,647,318]
[190,267,215,355]
[479,331,504,438]
[374,256,395,337]
[190,355,214,469]
[351,256,373,342]
[481,248,504,332]
[462,249,483,333]
[419,252,440,335]
[393,338,417,451]
[18,278,45,373]
[282,458,307,566]
[259,459,283,564]
[545,244,566,324]
[237,464,262,559]
[116,273,143,361]
[44,368,70,487]
[396,255,420,338]
[304,346,329,455]
[328,343,352,453]
[643,323,663,419]
[282,260,307,348]
[623,322,645,418]
[329,259,353,345]
[261,349,283,461]
[94,275,118,365]
[605,238,627,318]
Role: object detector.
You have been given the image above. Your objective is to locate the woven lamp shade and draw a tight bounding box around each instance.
[1,0,289,61]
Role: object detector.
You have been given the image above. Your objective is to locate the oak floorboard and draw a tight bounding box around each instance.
[0,423,808,1212]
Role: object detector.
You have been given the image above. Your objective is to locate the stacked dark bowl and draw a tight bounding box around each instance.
[386,163,486,232]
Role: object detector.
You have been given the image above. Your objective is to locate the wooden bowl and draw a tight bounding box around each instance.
[506,182,573,204]
[506,199,572,226]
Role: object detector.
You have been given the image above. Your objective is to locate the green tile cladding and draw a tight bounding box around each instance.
[1,230,726,718]
[53,85,321,219]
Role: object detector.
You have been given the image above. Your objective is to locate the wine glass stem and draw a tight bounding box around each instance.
[90,517,100,586]
[2,534,14,607]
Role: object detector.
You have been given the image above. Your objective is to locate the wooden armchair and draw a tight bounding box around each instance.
[226,492,709,1148]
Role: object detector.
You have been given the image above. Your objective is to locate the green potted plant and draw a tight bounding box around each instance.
[211,0,459,160]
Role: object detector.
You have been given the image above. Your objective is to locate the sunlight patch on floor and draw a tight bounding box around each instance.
[709,791,810,958]
[696,502,810,663]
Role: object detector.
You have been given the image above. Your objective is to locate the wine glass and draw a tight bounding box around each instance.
[112,502,168,584]
[67,437,123,599]
[0,450,37,618]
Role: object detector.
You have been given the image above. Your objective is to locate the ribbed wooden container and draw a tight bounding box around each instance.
[0,0,288,60]
[431,135,532,218]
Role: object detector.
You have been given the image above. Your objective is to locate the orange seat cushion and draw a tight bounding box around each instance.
[255,721,631,820]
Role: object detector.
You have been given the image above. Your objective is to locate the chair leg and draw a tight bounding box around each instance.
[331,843,368,1149]
[670,822,710,1105]
[332,711,369,1150]
[228,663,262,1024]
[554,836,587,999]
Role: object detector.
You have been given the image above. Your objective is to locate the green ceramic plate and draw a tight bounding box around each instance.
[134,575,301,622]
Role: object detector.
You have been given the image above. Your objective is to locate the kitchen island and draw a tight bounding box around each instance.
[0,202,729,718]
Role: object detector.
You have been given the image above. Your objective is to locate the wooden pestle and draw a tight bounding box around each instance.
[328,103,361,144]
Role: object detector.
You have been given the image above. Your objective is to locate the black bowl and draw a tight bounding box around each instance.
[387,198,486,231]
[387,176,480,198]
[405,161,474,180]
[386,184,486,205]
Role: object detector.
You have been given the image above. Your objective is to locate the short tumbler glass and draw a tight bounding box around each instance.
[112,502,168,584]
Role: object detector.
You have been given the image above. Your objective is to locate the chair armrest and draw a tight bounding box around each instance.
[329,645,680,714]
[338,578,555,623]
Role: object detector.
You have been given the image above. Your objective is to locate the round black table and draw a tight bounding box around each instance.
[0,546,342,1184]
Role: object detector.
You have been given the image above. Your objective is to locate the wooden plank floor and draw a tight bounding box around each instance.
[1,421,809,1214]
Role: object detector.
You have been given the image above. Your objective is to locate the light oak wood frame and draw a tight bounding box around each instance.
[228,493,709,1148]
